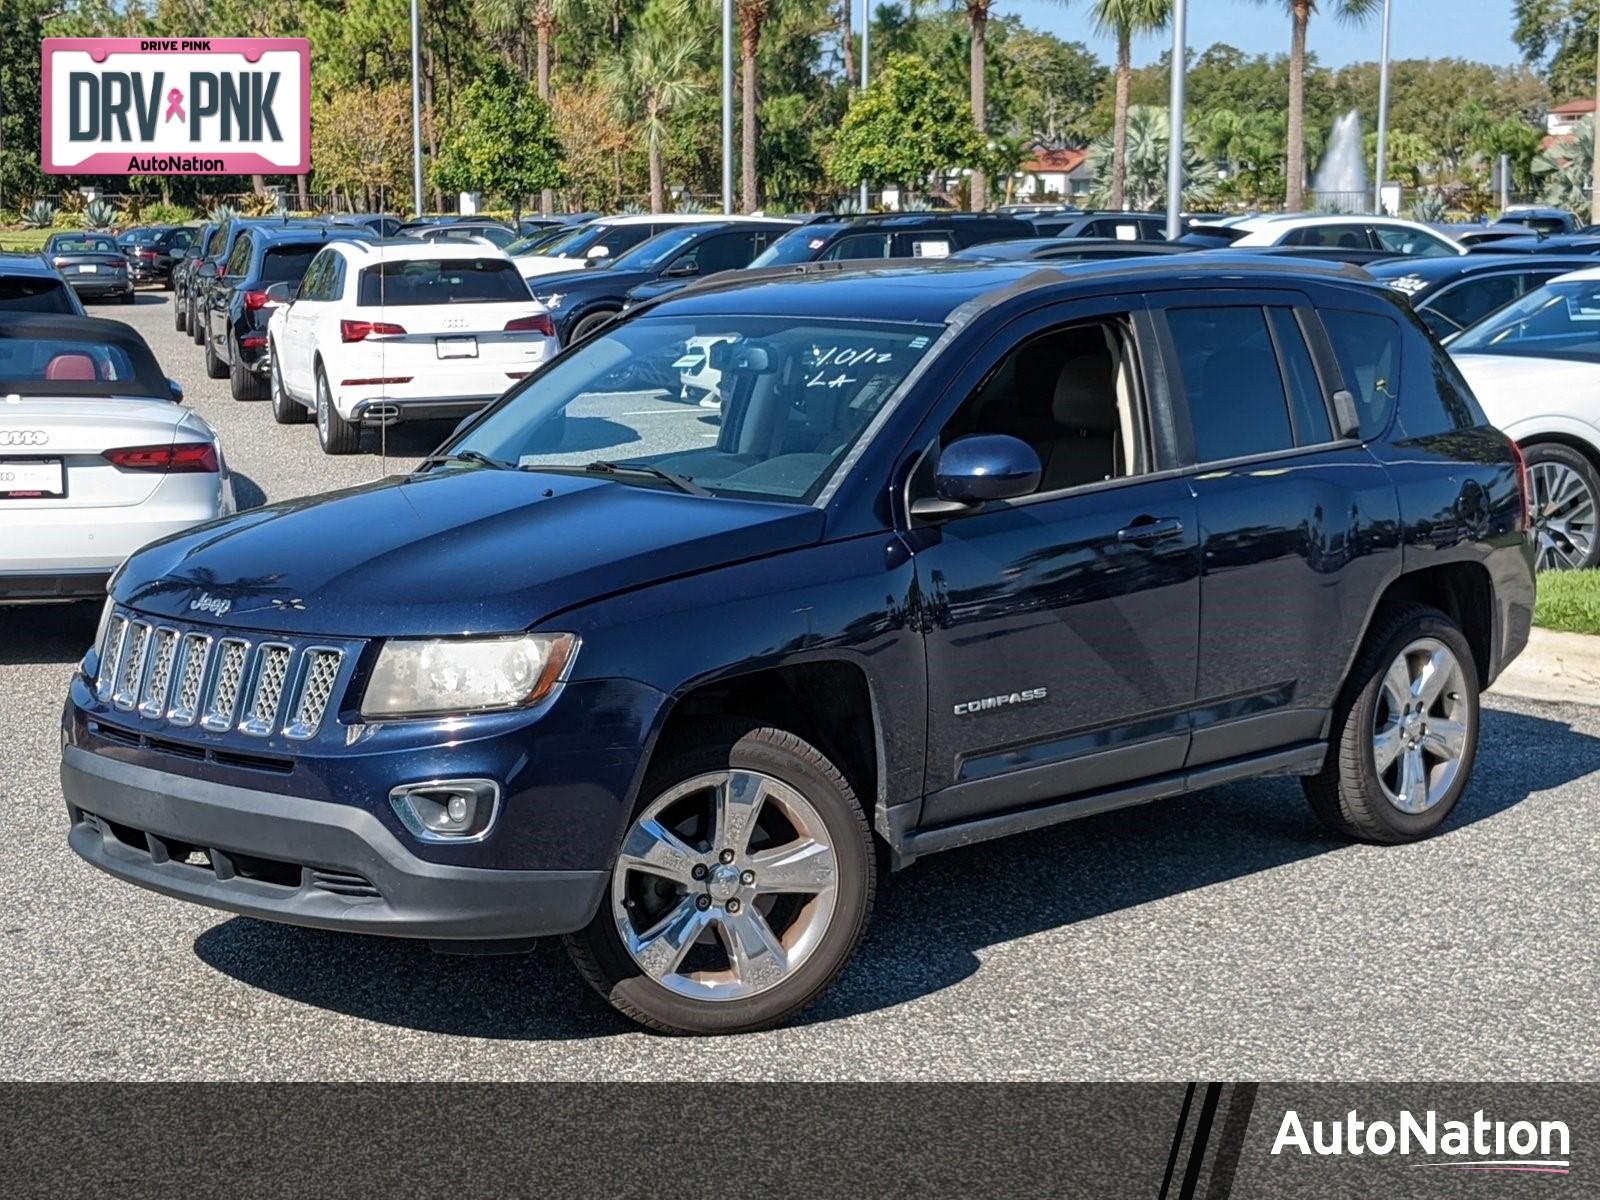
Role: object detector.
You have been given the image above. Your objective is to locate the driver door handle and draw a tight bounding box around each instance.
[1116,516,1185,544]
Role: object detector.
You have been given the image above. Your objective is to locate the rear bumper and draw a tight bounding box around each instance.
[66,277,132,296]
[350,397,495,425]
[2,501,223,576]
[63,746,609,940]
[0,569,108,601]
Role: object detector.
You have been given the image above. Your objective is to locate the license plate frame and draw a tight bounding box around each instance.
[78,263,97,273]
[0,457,65,498]
[436,336,478,359]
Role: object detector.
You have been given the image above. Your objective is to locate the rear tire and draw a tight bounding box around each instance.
[565,722,875,1035]
[270,350,307,424]
[229,340,267,401]
[315,365,360,454]
[190,299,205,344]
[1523,441,1600,571]
[1303,605,1479,844]
[173,295,187,332]
[203,335,228,380]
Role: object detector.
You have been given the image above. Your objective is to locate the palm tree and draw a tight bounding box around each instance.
[1086,105,1220,210]
[963,0,993,211]
[1090,0,1171,213]
[479,0,577,214]
[1258,0,1378,211]
[736,0,772,211]
[602,30,702,213]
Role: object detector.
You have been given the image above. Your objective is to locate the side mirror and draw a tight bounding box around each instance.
[586,245,611,260]
[912,434,1041,517]
[167,378,184,404]
[663,259,699,278]
[263,281,296,304]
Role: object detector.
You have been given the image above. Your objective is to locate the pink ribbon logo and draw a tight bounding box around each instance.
[164,88,185,123]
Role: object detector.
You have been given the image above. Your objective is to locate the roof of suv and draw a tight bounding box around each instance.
[649,255,1377,325]
[337,239,515,261]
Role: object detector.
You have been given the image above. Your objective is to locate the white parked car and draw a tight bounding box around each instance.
[1190,214,1465,257]
[0,314,234,602]
[515,214,734,280]
[265,241,557,454]
[1450,266,1600,570]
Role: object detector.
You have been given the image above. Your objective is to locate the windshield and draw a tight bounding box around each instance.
[1450,278,1600,362]
[537,224,610,259]
[450,314,941,502]
[750,227,843,267]
[608,225,705,272]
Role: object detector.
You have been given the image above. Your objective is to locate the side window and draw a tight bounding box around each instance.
[598,226,652,257]
[894,230,953,258]
[1166,306,1296,462]
[1426,274,1521,334]
[327,256,348,300]
[1286,224,1371,249]
[819,232,890,261]
[1321,309,1402,438]
[1267,309,1334,444]
[1373,225,1457,258]
[940,317,1144,493]
[224,235,252,276]
[299,251,333,300]
[682,232,759,274]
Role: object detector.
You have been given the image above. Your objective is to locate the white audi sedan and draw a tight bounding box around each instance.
[1,315,234,602]
[265,240,556,453]
[1450,265,1600,570]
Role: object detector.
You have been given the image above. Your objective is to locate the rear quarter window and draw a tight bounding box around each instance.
[0,277,78,314]
[1320,309,1402,438]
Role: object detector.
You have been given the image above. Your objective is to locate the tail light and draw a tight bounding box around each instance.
[1509,436,1530,531]
[103,443,219,473]
[111,258,128,271]
[505,314,555,336]
[341,319,407,342]
[243,289,272,310]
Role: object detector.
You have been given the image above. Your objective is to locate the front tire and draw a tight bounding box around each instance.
[190,299,206,344]
[315,364,360,454]
[565,723,875,1035]
[203,333,228,379]
[1303,605,1479,844]
[569,309,618,343]
[173,294,187,332]
[1523,441,1600,571]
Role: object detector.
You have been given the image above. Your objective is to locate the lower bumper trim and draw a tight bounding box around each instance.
[62,745,608,940]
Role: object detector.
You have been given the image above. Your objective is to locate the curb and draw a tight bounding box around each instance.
[1489,627,1600,706]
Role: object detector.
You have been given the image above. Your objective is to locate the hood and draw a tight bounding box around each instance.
[518,254,593,278]
[114,467,825,637]
[531,269,649,309]
[1451,352,1600,429]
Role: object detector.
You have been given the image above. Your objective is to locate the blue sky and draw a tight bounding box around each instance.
[997,0,1525,69]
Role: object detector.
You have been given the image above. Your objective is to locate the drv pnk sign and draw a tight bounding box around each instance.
[42,38,309,175]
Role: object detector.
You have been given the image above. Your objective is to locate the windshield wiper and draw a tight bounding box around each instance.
[579,460,709,496]
[416,449,511,471]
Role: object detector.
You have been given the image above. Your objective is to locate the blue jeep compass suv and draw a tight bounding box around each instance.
[63,257,1535,1034]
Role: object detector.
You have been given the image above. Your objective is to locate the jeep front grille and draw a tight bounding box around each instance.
[97,612,346,741]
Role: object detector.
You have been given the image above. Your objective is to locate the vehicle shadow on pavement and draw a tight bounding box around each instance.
[0,601,99,665]
[356,421,458,460]
[191,705,1600,1040]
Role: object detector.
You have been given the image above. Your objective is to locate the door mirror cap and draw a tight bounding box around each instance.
[921,434,1041,511]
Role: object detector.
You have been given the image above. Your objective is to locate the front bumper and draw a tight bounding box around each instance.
[0,569,109,602]
[63,746,608,940]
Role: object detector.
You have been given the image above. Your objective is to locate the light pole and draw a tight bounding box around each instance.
[722,0,734,214]
[1165,0,1187,240]
[410,0,423,217]
[1373,0,1392,215]
[859,3,870,212]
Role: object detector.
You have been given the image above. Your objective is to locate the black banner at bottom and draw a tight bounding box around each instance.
[1,1083,1590,1197]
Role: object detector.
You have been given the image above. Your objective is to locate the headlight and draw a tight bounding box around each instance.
[360,633,577,718]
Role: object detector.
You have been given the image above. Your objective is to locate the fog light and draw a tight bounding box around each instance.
[389,778,500,843]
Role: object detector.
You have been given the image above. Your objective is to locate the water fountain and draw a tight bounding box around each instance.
[1309,110,1368,213]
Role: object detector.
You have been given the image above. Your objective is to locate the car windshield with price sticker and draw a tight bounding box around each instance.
[450,315,940,502]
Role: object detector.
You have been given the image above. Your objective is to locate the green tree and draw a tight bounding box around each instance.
[602,28,702,212]
[827,52,986,200]
[1514,0,1600,103]
[1086,103,1219,209]
[1254,0,1379,211]
[431,63,566,219]
[1535,113,1595,209]
[1089,0,1171,211]
[0,0,47,210]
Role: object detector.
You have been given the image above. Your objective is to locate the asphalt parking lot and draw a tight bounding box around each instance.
[3,291,1599,1081]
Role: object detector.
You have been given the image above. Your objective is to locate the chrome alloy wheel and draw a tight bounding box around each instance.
[1529,459,1597,571]
[611,769,839,1001]
[1372,637,1469,814]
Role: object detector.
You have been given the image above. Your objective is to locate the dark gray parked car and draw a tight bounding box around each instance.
[41,233,133,304]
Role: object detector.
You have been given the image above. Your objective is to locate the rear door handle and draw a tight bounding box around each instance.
[1116,516,1185,544]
